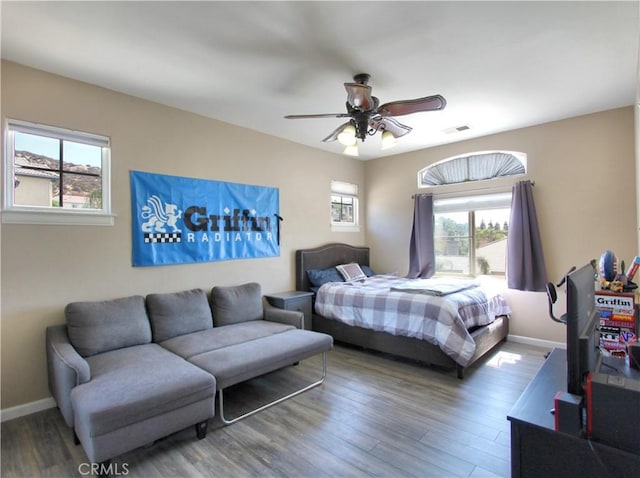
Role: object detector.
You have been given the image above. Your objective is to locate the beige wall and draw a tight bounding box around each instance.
[0,61,365,409]
[1,61,637,411]
[365,107,637,344]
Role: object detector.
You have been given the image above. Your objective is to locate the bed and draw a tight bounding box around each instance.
[295,243,510,378]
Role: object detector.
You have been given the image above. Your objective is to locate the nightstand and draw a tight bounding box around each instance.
[265,291,314,330]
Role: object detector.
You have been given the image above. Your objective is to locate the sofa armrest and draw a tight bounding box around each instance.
[46,325,91,427]
[263,299,304,329]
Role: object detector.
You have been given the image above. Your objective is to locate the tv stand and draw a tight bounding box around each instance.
[507,348,640,477]
[588,352,640,454]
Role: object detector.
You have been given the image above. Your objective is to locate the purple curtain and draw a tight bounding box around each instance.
[507,180,547,291]
[407,194,435,278]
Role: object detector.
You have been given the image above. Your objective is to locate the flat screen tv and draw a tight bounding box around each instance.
[565,263,600,395]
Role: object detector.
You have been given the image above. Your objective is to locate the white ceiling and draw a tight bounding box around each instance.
[1,1,638,160]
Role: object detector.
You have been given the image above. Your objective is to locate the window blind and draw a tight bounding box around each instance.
[433,192,512,213]
[331,180,358,197]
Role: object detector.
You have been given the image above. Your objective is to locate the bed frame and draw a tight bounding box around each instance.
[295,243,509,378]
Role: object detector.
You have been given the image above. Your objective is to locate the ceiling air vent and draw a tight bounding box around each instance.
[442,125,470,134]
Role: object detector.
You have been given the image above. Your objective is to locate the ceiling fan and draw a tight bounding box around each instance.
[285,73,446,156]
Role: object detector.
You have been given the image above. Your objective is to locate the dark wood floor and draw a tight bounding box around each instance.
[1,341,549,478]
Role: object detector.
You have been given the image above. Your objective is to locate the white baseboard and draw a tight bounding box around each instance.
[1,397,56,423]
[508,334,565,350]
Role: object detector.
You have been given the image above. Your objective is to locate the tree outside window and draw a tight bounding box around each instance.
[331,195,354,223]
[434,207,510,276]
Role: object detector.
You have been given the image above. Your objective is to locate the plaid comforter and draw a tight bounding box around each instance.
[314,275,511,366]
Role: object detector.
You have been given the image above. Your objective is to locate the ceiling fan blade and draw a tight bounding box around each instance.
[370,116,412,138]
[322,121,352,142]
[344,82,375,111]
[378,94,447,117]
[285,113,351,119]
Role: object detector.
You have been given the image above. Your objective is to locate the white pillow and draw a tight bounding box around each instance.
[336,263,367,281]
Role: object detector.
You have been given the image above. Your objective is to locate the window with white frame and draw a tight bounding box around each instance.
[3,119,113,225]
[331,180,359,231]
[434,192,511,276]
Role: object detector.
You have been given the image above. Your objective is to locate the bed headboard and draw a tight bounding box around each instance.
[295,243,370,292]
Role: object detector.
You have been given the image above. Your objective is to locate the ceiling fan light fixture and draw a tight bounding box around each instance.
[381,130,398,150]
[284,74,446,156]
[337,124,357,146]
[343,144,359,157]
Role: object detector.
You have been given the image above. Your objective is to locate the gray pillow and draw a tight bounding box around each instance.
[146,288,213,342]
[65,295,151,357]
[210,282,263,326]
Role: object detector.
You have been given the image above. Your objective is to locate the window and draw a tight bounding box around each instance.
[331,180,359,232]
[418,151,526,188]
[434,193,511,276]
[3,119,113,225]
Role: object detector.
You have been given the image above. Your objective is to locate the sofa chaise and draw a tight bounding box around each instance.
[46,283,333,466]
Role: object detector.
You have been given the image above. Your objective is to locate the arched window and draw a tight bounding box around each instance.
[418,151,526,188]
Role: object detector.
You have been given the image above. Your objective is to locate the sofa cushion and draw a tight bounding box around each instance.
[210,282,263,326]
[146,288,213,342]
[189,329,333,390]
[71,343,215,437]
[160,320,295,359]
[65,295,151,357]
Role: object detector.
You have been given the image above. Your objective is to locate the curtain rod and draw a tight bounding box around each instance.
[411,180,535,199]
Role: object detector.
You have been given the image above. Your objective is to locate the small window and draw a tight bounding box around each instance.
[331,180,359,232]
[418,151,526,188]
[3,120,113,225]
[434,193,511,276]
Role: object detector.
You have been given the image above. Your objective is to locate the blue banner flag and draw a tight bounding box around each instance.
[130,171,280,266]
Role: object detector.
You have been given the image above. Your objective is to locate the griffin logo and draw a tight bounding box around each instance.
[140,195,182,243]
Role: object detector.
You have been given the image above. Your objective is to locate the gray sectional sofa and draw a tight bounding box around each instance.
[46,283,333,466]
